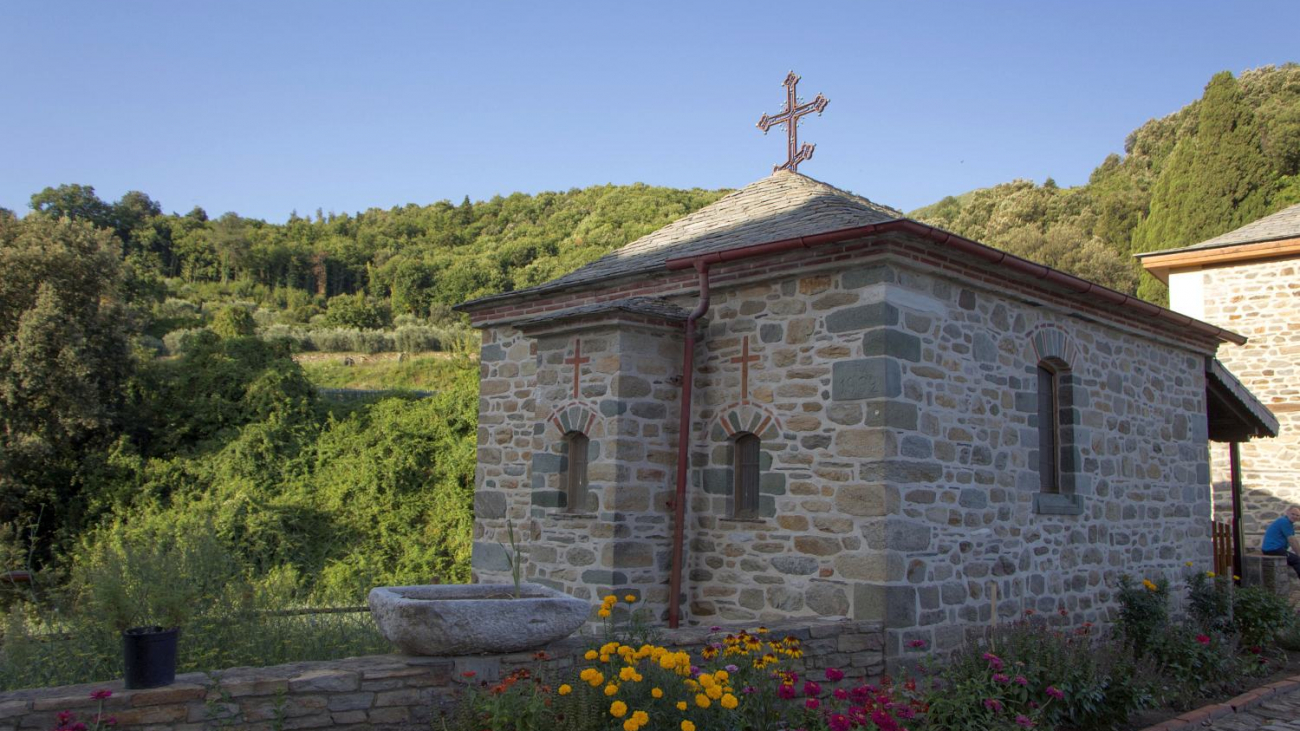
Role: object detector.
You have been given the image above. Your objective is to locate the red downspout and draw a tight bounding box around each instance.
[668,261,710,629]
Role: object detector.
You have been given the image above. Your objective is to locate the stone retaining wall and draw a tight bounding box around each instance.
[0,619,883,731]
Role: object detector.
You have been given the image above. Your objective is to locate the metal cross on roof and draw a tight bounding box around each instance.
[757,71,829,173]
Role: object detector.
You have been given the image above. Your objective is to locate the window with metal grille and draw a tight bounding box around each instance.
[563,431,589,512]
[734,432,761,518]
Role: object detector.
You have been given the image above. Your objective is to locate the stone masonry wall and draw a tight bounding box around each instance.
[471,318,686,625]
[1200,259,1300,547]
[871,262,1212,661]
[683,256,1211,664]
[469,232,1216,666]
[0,619,883,731]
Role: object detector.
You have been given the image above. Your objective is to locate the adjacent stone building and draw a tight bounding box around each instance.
[1139,204,1297,548]
[458,171,1274,666]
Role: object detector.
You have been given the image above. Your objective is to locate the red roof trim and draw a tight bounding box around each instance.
[664,219,1247,346]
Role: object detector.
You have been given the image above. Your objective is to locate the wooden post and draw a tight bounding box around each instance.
[1230,441,1245,584]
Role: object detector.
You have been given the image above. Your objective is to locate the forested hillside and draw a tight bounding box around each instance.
[911,65,1300,302]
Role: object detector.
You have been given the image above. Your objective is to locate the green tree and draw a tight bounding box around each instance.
[323,292,389,329]
[0,215,132,549]
[1131,71,1276,301]
[211,305,257,338]
[29,184,113,230]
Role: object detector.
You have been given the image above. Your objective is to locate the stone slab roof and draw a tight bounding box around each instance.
[513,297,689,329]
[1207,358,1279,440]
[458,171,901,310]
[1139,203,1300,257]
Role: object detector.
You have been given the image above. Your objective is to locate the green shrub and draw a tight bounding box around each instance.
[1232,586,1295,647]
[323,293,390,330]
[1145,624,1245,708]
[1185,571,1233,634]
[925,621,1150,731]
[1116,574,1169,656]
[162,326,212,355]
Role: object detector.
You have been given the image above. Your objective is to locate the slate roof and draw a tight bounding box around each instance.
[513,297,689,329]
[458,171,902,309]
[1137,203,1300,257]
[1207,358,1279,439]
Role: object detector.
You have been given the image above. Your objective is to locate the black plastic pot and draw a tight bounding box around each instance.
[122,626,178,689]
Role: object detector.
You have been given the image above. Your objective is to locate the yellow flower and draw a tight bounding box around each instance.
[721,693,738,709]
[605,684,620,696]
[623,722,638,731]
[714,669,729,681]
[695,693,711,709]
[1234,575,1241,581]
[605,595,618,605]
[706,685,723,700]
[682,722,696,731]
[610,700,628,717]
[586,671,604,687]
[600,654,611,663]
[1142,579,1158,592]
[632,711,649,725]
[651,687,664,699]
[676,701,688,711]
[1207,571,1217,578]
[624,594,637,602]
[558,684,572,696]
[599,609,612,618]
[698,674,715,689]
[757,626,769,634]
[585,650,599,660]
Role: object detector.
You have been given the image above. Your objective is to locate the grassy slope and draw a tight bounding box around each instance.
[297,352,476,391]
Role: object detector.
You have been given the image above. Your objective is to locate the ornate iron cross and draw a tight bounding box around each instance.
[730,336,760,402]
[757,71,829,173]
[564,338,590,399]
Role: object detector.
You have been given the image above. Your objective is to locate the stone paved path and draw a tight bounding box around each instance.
[1204,688,1300,729]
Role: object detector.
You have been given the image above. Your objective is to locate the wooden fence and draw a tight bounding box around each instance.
[1212,520,1235,577]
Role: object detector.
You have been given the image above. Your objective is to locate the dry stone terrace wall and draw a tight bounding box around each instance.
[0,620,884,731]
[1201,259,1300,546]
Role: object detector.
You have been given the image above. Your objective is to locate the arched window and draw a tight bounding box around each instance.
[733,432,761,518]
[1036,360,1068,494]
[563,431,590,512]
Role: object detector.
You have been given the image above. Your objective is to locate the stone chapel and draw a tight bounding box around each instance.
[456,171,1276,662]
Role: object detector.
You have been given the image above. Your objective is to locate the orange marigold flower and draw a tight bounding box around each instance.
[610,700,628,717]
[558,684,572,696]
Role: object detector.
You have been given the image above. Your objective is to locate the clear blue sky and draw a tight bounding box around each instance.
[3,1,1298,221]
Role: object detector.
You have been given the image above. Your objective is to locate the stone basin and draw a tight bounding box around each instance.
[367,583,589,655]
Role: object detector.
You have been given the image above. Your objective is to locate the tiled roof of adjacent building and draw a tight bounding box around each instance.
[1137,203,1300,257]
[513,297,689,329]
[457,171,901,309]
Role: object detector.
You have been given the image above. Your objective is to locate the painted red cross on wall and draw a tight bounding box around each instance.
[730,336,760,403]
[564,338,590,399]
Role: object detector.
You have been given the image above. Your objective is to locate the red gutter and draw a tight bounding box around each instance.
[668,261,710,629]
[665,219,1245,346]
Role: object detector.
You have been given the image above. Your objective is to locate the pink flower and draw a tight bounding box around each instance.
[984,698,1004,712]
[57,711,74,723]
[982,652,1004,671]
[871,708,900,731]
[833,688,849,700]
[1196,634,1211,645]
[1045,686,1064,700]
[803,680,821,697]
[825,667,845,682]
[89,690,112,700]
[1015,714,1035,728]
[777,683,797,700]
[828,713,852,731]
[896,706,916,719]
[1014,675,1028,686]
[993,673,1010,683]
[907,639,927,649]
[806,698,821,710]
[1024,608,1035,616]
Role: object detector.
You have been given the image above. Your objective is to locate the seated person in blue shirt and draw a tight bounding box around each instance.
[1261,506,1300,579]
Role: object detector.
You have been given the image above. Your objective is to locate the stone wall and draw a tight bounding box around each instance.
[1199,259,1300,546]
[0,619,883,731]
[468,232,1218,667]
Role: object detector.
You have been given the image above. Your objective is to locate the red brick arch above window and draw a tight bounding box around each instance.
[706,403,782,443]
[546,401,601,437]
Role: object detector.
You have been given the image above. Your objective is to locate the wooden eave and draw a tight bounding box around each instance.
[1139,236,1300,283]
